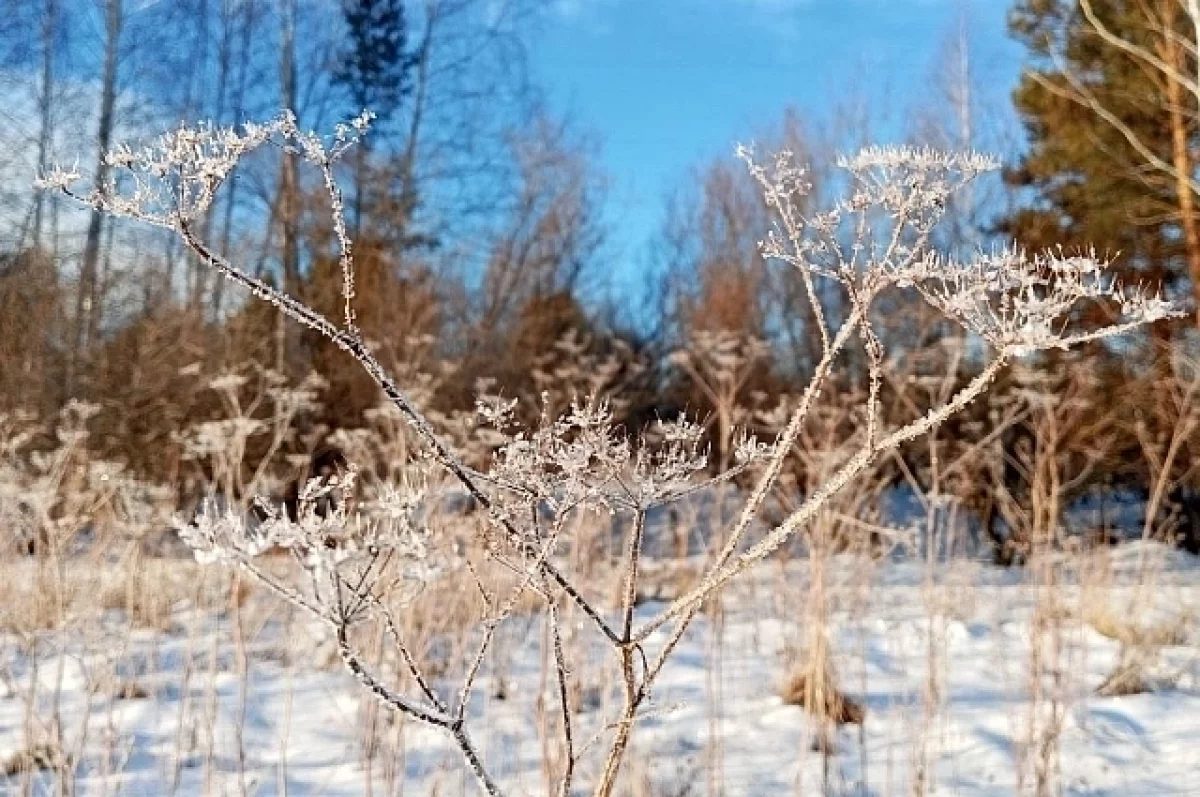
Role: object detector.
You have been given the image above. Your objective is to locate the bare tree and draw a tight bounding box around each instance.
[30,0,59,253]
[207,0,263,319]
[654,111,833,381]
[70,0,122,397]
[909,9,1008,257]
[395,0,540,249]
[475,113,606,346]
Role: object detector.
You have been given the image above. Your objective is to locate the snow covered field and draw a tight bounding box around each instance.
[2,542,1197,796]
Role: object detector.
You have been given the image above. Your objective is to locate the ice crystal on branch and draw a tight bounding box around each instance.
[836,145,998,175]
[483,396,630,528]
[742,144,1178,354]
[478,395,767,542]
[630,416,712,504]
[176,466,432,580]
[913,246,1179,353]
[36,110,372,227]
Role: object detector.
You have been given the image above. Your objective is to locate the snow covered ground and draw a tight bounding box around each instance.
[1,543,1198,796]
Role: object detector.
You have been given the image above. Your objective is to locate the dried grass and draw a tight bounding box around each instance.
[780,658,866,726]
[1085,606,1192,648]
[2,742,72,777]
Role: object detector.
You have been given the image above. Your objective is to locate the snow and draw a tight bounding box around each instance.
[2,544,1198,796]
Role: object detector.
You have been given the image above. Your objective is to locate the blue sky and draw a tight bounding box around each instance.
[528,0,1026,298]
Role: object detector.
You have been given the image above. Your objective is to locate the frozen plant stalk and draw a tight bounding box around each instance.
[39,117,1176,797]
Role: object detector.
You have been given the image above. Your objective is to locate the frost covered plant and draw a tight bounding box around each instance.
[41,117,1176,796]
[623,148,1170,614]
[327,336,483,493]
[670,330,768,474]
[179,367,325,502]
[173,468,456,751]
[177,467,431,575]
[531,329,648,420]
[0,402,174,644]
[910,246,1174,355]
[0,401,116,556]
[38,110,371,331]
[478,395,763,537]
[35,110,372,227]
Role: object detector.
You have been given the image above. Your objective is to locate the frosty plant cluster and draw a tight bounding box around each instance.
[39,113,1176,796]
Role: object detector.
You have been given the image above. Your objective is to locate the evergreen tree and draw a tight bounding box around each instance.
[1003,0,1198,336]
[334,0,413,124]
[333,0,416,238]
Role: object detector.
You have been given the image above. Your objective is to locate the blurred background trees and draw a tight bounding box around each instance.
[3,0,1200,555]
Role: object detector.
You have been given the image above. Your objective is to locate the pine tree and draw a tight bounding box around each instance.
[1003,0,1198,335]
[334,0,412,124]
[333,0,415,238]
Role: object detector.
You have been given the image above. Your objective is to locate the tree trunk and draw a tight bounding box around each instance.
[31,0,56,252]
[72,0,121,397]
[276,0,298,375]
[1162,11,1200,326]
[212,0,255,323]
